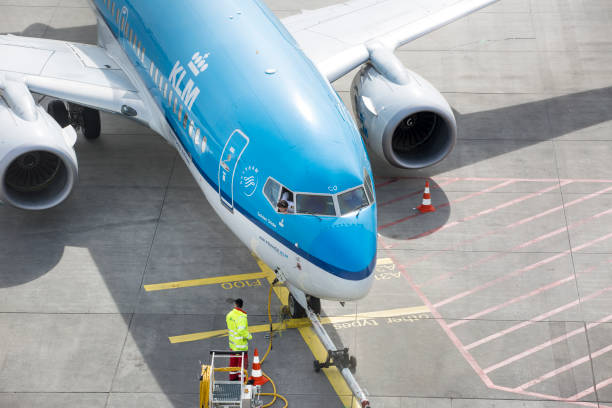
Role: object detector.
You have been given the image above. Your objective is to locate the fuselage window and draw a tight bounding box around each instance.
[163,82,168,98]
[189,121,194,138]
[338,187,370,215]
[182,113,188,129]
[168,89,173,105]
[178,105,183,121]
[194,127,201,146]
[200,130,207,153]
[263,178,281,208]
[363,169,374,204]
[173,97,178,113]
[296,194,336,216]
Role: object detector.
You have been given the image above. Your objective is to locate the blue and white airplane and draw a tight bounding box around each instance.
[0,0,498,315]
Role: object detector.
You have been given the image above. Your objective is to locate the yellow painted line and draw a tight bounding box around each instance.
[143,271,268,292]
[376,257,394,265]
[169,303,428,344]
[168,257,429,408]
[169,318,311,344]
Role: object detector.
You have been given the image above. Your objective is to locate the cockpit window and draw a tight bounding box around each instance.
[363,169,374,204]
[296,194,336,216]
[263,178,281,206]
[338,187,370,215]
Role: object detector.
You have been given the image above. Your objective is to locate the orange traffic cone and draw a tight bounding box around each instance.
[248,348,269,386]
[417,181,436,213]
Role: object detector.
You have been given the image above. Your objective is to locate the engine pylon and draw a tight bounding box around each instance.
[417,181,436,213]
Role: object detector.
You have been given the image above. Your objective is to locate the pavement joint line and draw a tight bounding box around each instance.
[148,257,395,292]
[516,343,612,391]
[465,285,612,350]
[143,271,269,291]
[167,257,427,408]
[568,377,612,401]
[378,179,518,231]
[168,305,430,344]
[484,312,612,374]
[433,231,612,309]
[406,180,571,243]
[380,234,610,408]
[378,178,460,207]
[435,206,612,307]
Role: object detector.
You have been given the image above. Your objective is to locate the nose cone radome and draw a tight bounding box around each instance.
[310,205,377,281]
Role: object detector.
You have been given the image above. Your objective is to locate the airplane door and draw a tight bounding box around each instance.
[218,130,249,211]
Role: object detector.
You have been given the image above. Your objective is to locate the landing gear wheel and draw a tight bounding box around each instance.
[47,100,69,128]
[280,305,291,319]
[349,355,357,373]
[308,296,321,315]
[313,360,321,373]
[81,107,101,140]
[288,293,306,318]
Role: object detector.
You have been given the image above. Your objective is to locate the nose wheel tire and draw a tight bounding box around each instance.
[288,293,306,318]
[308,296,321,315]
[47,100,69,128]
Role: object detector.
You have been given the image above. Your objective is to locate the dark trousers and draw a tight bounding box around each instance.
[229,352,249,381]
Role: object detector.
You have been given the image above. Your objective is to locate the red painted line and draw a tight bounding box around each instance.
[408,183,569,239]
[431,177,612,183]
[379,179,517,231]
[378,178,460,208]
[516,343,612,391]
[492,383,603,407]
[409,181,572,276]
[567,376,612,401]
[465,284,612,350]
[379,235,608,407]
[374,178,399,188]
[448,275,576,328]
[433,231,612,309]
[395,261,495,386]
[430,206,612,294]
[483,312,612,374]
[506,185,612,229]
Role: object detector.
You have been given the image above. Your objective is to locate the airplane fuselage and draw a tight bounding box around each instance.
[92,0,377,301]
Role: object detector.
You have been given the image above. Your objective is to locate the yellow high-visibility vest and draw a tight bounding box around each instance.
[226,307,252,351]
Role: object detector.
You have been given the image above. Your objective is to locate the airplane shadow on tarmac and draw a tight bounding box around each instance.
[1,23,612,407]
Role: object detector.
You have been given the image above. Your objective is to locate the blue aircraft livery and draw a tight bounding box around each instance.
[93,0,377,300]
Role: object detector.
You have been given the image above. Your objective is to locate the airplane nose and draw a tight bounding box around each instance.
[309,205,377,280]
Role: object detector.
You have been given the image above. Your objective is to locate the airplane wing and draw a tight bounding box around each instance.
[282,0,499,82]
[0,34,151,125]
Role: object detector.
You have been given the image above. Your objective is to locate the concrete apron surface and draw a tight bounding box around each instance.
[1,1,612,407]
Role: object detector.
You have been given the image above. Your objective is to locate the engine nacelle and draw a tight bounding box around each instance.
[351,65,457,169]
[0,99,78,210]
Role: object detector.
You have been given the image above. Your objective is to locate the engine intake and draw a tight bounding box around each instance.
[3,149,75,209]
[351,65,457,169]
[0,100,78,210]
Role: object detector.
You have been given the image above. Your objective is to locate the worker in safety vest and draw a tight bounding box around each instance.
[226,298,252,381]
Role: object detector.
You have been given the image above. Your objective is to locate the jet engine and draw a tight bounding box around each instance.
[0,92,78,211]
[351,64,457,169]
